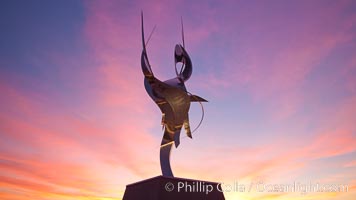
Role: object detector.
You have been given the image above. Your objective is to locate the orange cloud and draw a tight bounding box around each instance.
[0,70,156,199]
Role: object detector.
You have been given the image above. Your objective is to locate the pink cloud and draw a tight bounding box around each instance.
[1,1,355,200]
[343,160,356,168]
[0,67,157,199]
[173,97,355,183]
[1,2,183,199]
[192,1,356,121]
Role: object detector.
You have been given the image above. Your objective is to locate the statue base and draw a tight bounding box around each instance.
[123,175,225,200]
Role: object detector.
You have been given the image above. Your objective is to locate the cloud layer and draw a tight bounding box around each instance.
[0,0,355,200]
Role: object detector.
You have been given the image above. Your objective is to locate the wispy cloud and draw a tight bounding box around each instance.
[1,1,355,200]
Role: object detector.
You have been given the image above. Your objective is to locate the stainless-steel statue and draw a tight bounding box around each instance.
[141,13,207,177]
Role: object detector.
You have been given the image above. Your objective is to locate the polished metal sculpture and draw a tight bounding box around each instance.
[141,13,207,177]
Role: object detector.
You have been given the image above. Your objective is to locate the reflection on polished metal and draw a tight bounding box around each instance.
[141,13,207,177]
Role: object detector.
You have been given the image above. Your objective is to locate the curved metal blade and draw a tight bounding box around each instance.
[181,16,185,48]
[141,11,154,77]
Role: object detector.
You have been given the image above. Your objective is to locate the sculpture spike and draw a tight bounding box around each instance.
[181,16,185,48]
[145,25,156,47]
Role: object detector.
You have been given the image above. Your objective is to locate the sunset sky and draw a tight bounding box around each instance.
[0,0,355,200]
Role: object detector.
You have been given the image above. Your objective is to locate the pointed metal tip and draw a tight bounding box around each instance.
[181,16,185,48]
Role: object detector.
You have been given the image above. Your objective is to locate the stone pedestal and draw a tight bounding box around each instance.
[123,176,225,200]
